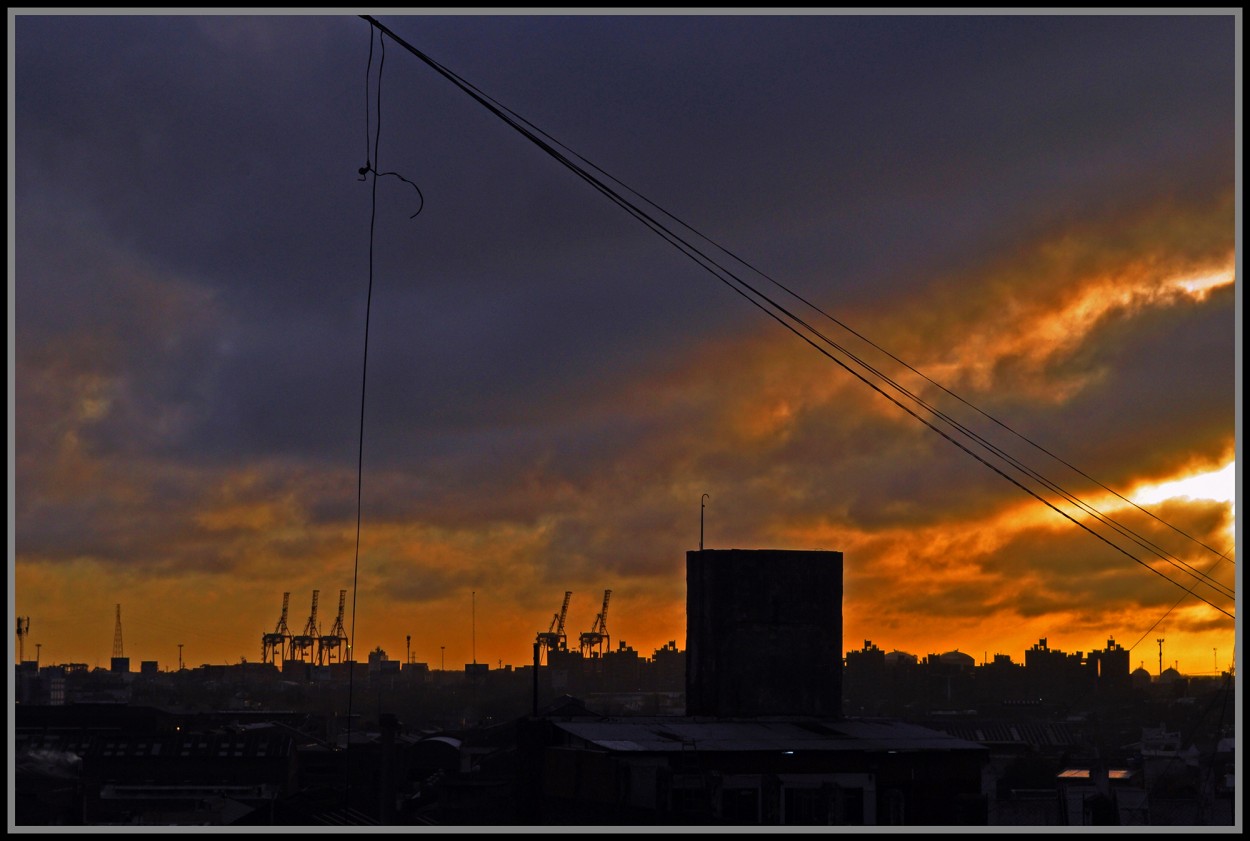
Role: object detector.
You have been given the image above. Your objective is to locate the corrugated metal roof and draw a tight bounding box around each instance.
[928,720,1079,747]
[20,729,294,760]
[553,717,985,753]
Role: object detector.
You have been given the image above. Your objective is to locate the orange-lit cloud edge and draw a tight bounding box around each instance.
[14,192,1237,680]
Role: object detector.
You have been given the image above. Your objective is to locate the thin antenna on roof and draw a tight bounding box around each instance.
[700,493,709,551]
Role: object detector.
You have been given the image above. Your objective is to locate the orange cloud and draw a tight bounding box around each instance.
[15,188,1235,680]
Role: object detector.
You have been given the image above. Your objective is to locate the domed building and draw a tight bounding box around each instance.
[883,650,918,666]
[1130,666,1152,689]
[938,650,976,670]
[1156,666,1183,684]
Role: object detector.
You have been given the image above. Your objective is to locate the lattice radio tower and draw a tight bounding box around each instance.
[112,604,124,659]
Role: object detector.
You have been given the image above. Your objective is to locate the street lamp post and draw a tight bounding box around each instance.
[177,643,184,671]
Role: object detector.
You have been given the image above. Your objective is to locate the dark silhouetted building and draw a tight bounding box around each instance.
[686,548,842,718]
[505,547,987,826]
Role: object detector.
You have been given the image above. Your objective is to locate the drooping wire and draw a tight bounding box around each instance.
[362,18,1234,614]
[359,164,424,218]
[357,22,424,219]
[570,155,1234,566]
[357,16,1235,619]
[1127,548,1235,652]
[400,33,1234,593]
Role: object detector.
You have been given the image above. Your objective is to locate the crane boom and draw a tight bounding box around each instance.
[262,592,294,664]
[556,590,572,636]
[286,590,322,662]
[594,589,611,634]
[330,589,347,636]
[537,590,574,662]
[579,589,612,657]
[304,589,320,637]
[275,592,291,634]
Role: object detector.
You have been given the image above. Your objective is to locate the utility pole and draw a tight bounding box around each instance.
[178,643,184,671]
[36,643,42,666]
[16,617,30,663]
[441,645,445,672]
[406,635,411,665]
[1157,638,1165,676]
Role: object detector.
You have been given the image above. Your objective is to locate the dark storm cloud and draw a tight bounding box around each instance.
[331,244,1234,559]
[834,279,1236,529]
[13,12,1237,668]
[445,13,1237,301]
[15,16,364,293]
[1034,292,1235,476]
[17,14,1234,477]
[14,231,227,574]
[16,15,373,465]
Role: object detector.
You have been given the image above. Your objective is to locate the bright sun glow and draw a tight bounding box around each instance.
[1168,266,1235,299]
[1131,461,1236,506]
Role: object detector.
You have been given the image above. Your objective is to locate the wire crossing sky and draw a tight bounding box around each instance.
[13,12,1238,676]
[360,15,1236,621]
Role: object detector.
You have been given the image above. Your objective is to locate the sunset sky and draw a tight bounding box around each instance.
[10,12,1239,678]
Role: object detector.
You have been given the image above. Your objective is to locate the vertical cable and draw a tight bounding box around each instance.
[344,24,385,813]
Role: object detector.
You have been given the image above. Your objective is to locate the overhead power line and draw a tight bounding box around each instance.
[358,16,1235,620]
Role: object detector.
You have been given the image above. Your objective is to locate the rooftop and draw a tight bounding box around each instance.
[550,716,987,754]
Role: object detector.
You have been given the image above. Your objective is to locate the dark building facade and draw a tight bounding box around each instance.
[518,714,988,825]
[505,547,985,825]
[686,549,842,718]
